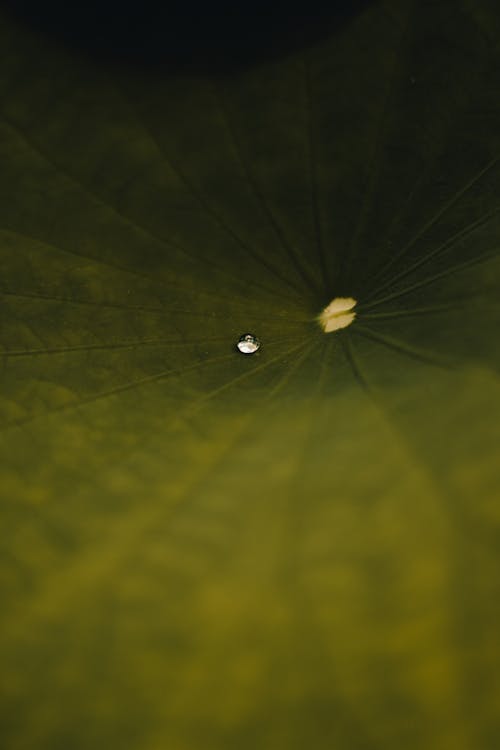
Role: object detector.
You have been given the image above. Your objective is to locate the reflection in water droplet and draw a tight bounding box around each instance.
[236,333,261,355]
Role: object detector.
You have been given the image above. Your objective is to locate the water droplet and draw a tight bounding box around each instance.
[236,333,261,355]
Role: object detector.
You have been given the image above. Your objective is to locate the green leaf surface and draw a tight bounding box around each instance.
[1,2,500,748]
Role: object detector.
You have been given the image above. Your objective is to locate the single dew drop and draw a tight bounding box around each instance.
[236,333,261,355]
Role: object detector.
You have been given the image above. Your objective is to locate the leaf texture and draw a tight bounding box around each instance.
[1,2,500,748]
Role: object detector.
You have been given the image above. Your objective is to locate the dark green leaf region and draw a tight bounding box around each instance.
[0,2,499,749]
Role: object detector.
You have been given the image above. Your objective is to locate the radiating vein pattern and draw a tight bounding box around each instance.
[1,2,500,749]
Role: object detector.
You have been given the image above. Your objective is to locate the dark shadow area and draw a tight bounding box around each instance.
[2,0,373,72]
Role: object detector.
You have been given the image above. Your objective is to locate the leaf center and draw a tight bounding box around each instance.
[318,297,357,333]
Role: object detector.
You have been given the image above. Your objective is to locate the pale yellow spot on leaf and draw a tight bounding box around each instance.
[318,297,357,333]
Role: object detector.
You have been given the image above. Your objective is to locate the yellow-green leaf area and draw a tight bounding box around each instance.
[1,2,500,749]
